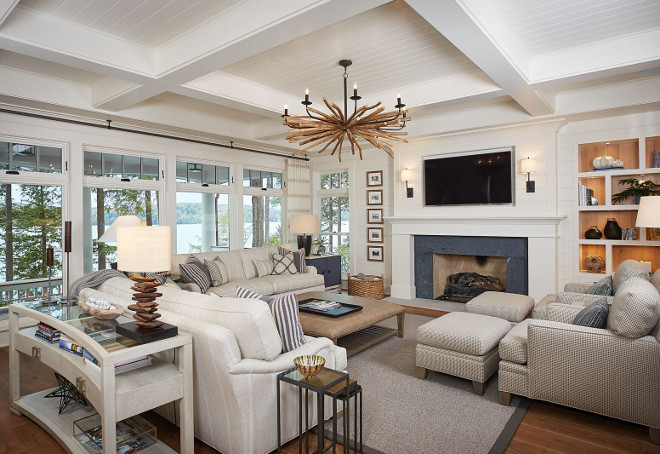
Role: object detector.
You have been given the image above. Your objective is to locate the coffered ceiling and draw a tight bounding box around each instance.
[0,0,658,154]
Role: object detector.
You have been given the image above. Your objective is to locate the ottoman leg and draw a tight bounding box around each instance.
[498,391,511,406]
[472,381,485,395]
[416,367,428,380]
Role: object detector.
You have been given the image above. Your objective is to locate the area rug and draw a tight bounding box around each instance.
[325,313,528,454]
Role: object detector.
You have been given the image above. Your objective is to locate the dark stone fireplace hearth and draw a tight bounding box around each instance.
[414,235,528,300]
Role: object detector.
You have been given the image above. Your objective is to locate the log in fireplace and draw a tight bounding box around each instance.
[437,272,505,303]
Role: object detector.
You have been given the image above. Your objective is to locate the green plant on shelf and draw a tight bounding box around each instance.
[612,178,660,204]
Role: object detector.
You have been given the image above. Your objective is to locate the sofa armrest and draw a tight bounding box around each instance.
[527,320,660,428]
[563,282,592,293]
[556,292,613,306]
[306,265,318,274]
[228,336,342,375]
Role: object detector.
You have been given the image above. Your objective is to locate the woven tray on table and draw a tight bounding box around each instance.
[347,274,384,299]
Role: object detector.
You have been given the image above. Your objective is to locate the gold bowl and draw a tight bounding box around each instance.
[294,355,326,378]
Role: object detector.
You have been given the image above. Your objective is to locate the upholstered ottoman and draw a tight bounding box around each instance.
[466,291,535,322]
[416,312,512,395]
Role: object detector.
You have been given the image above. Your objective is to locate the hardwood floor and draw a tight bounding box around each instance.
[1,305,658,454]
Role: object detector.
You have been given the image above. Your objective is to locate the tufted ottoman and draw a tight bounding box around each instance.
[416,312,512,395]
[465,291,535,322]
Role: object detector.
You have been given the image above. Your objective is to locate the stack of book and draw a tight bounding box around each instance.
[300,300,342,312]
[35,322,61,343]
[578,182,596,206]
[82,350,152,374]
[59,335,84,357]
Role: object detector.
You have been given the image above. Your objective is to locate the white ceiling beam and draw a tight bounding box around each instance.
[156,0,390,84]
[91,78,167,111]
[0,0,18,27]
[405,0,554,117]
[531,29,660,84]
[0,7,154,80]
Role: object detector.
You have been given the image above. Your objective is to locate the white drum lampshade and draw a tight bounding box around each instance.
[290,214,319,256]
[636,196,660,227]
[99,215,142,243]
[117,226,171,273]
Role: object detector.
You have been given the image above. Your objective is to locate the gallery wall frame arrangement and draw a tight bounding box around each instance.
[367,208,384,224]
[367,245,384,261]
[367,189,383,205]
[367,227,383,243]
[366,170,383,187]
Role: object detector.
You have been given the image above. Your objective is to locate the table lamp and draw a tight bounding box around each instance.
[290,214,319,256]
[98,215,142,243]
[636,196,660,240]
[116,225,177,342]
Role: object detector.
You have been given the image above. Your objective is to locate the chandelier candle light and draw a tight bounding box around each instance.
[283,60,410,161]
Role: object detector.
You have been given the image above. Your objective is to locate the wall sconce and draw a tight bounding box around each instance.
[400,168,413,198]
[520,157,536,193]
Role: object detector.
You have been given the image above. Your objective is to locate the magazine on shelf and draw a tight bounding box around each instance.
[83,352,152,374]
[299,299,342,312]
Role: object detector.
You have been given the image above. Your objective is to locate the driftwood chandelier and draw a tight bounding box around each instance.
[283,59,410,161]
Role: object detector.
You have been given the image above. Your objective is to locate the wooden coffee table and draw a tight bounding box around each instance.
[297,291,405,357]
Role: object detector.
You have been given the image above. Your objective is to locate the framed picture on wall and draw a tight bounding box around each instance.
[367,208,383,224]
[367,227,383,243]
[366,170,383,187]
[367,245,384,262]
[367,190,382,205]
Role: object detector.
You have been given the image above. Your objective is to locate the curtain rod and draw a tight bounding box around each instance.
[0,107,309,161]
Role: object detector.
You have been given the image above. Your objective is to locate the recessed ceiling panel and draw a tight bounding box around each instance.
[222,0,481,102]
[17,0,243,48]
[493,0,660,56]
[0,49,105,84]
[141,92,268,123]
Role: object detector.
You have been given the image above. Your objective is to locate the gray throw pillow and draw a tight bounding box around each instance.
[234,287,306,353]
[608,277,660,338]
[573,298,609,328]
[587,275,614,296]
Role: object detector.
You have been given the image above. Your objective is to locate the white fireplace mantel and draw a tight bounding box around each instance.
[385,215,566,301]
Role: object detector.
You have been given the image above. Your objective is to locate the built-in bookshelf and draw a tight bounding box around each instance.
[577,136,660,279]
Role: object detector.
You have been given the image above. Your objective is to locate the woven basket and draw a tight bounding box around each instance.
[348,274,384,299]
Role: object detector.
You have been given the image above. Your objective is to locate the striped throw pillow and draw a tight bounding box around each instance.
[234,287,306,353]
[254,259,274,277]
[278,246,306,273]
[272,252,298,275]
[205,259,226,287]
[179,262,211,293]
[587,275,614,296]
[573,298,609,328]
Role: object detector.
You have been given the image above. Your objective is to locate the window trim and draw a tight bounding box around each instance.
[175,157,234,187]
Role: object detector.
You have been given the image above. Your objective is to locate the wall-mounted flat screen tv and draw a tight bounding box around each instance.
[424,148,514,206]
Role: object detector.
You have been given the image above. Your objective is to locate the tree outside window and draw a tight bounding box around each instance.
[243,195,281,248]
[319,171,349,271]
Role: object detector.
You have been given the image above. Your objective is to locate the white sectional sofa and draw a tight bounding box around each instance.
[170,246,325,296]
[86,276,347,454]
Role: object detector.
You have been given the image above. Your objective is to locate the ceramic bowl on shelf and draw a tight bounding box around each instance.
[294,355,325,378]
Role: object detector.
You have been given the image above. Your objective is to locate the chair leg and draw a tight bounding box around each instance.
[650,427,660,445]
[416,367,428,380]
[498,391,511,406]
[472,381,485,395]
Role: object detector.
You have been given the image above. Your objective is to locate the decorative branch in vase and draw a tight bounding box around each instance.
[612,178,660,204]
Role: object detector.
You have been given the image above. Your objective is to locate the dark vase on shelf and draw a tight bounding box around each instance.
[604,218,622,240]
[584,226,603,240]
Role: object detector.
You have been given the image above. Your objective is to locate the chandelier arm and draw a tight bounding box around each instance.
[323,98,343,121]
[354,106,386,124]
[306,106,340,124]
[304,106,335,124]
[330,102,346,125]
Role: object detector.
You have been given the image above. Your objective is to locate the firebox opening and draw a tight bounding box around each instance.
[432,254,507,302]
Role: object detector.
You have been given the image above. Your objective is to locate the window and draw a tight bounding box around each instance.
[0,183,63,302]
[176,160,229,185]
[318,171,350,271]
[85,151,159,180]
[176,192,230,253]
[242,167,283,248]
[243,168,282,189]
[0,140,63,174]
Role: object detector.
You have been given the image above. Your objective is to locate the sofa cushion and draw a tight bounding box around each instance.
[239,247,277,279]
[272,252,298,275]
[205,259,227,286]
[279,246,306,273]
[499,318,533,364]
[613,259,650,292]
[608,277,660,338]
[257,273,325,294]
[208,278,275,297]
[416,312,511,356]
[179,262,211,293]
[235,287,306,353]
[587,275,614,296]
[215,250,248,282]
[573,298,609,328]
[465,291,534,322]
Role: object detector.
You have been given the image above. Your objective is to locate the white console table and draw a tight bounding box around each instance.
[9,301,193,453]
